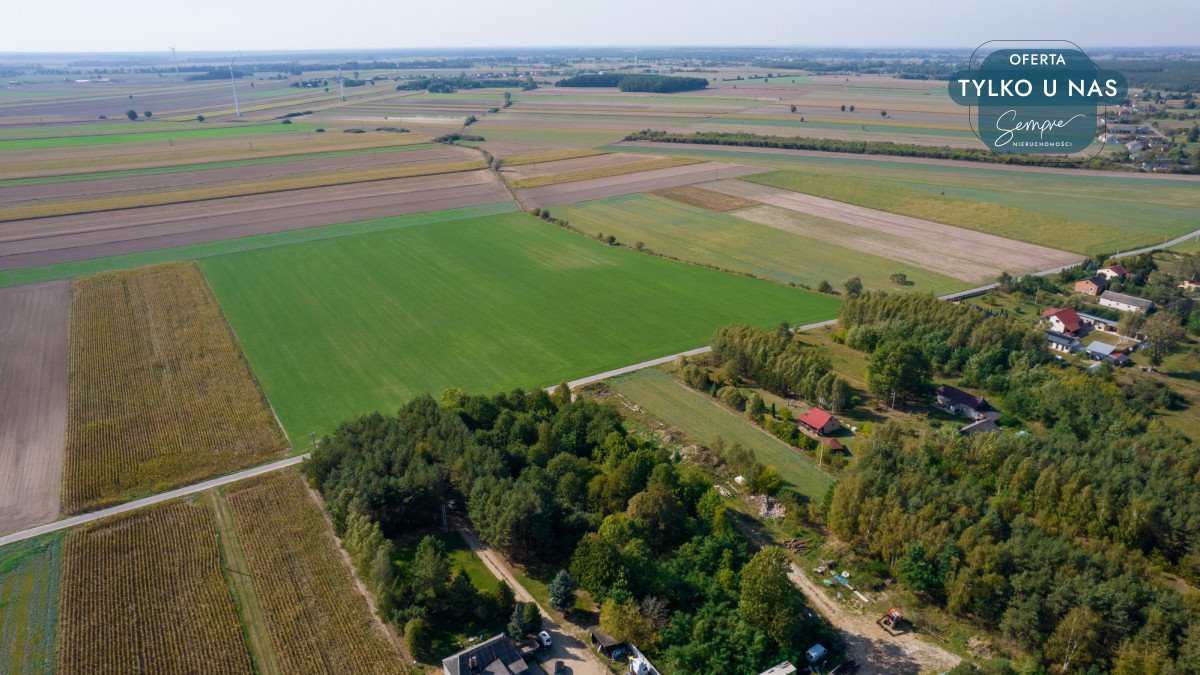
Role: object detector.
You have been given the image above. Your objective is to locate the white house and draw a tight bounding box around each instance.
[1099,290,1153,313]
[1097,265,1128,280]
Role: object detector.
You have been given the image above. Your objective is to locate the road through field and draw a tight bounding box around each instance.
[0,280,68,537]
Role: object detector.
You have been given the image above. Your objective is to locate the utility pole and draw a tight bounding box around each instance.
[229,56,241,117]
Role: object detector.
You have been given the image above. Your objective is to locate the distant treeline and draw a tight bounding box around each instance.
[556,73,708,93]
[185,69,248,81]
[1104,59,1200,93]
[396,76,536,93]
[623,130,1129,170]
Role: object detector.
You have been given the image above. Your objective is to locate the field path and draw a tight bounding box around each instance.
[456,527,608,675]
[204,489,282,675]
[0,280,68,537]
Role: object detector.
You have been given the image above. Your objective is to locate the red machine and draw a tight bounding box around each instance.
[876,608,903,634]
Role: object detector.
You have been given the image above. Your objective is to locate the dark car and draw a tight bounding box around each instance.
[553,661,567,674]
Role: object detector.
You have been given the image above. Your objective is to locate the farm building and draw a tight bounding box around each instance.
[1086,342,1130,367]
[817,435,846,452]
[442,635,529,675]
[1098,265,1128,280]
[1074,277,1107,295]
[961,417,1001,435]
[936,384,988,420]
[1047,331,1081,353]
[759,662,798,675]
[1099,290,1153,313]
[797,407,841,435]
[588,625,622,658]
[1042,307,1083,336]
[1078,311,1118,333]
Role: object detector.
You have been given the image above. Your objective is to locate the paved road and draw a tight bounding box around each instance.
[0,454,308,547]
[457,526,608,675]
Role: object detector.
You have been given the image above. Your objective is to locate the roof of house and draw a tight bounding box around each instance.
[1100,265,1128,276]
[1077,311,1115,325]
[1042,307,1082,333]
[443,635,529,675]
[1087,341,1118,356]
[1100,290,1153,309]
[759,662,799,675]
[797,408,834,430]
[1075,277,1105,288]
[937,384,985,409]
[1047,331,1079,347]
[588,625,619,649]
[961,418,1000,435]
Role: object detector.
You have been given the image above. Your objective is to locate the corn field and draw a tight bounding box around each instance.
[57,499,252,673]
[226,471,405,674]
[63,262,286,513]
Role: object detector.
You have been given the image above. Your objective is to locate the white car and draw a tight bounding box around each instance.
[538,631,553,648]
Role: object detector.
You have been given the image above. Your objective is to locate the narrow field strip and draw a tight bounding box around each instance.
[509,156,699,188]
[0,159,485,221]
[0,533,61,672]
[499,148,609,166]
[225,470,406,673]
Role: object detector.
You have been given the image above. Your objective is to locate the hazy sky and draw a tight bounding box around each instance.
[9,0,1199,52]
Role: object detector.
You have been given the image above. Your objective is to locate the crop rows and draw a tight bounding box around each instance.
[0,533,62,673]
[225,471,405,674]
[509,155,699,188]
[63,262,286,513]
[57,500,252,673]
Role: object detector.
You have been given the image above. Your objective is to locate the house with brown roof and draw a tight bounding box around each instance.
[797,407,840,436]
[1097,265,1128,281]
[1074,277,1107,296]
[1042,307,1083,337]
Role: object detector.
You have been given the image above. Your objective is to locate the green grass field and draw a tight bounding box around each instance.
[200,211,840,443]
[0,122,317,150]
[555,194,966,294]
[0,533,62,673]
[608,368,835,502]
[395,531,499,595]
[608,144,1200,255]
[0,202,517,289]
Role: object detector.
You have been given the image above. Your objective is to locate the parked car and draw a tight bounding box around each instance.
[554,661,567,674]
[538,631,553,648]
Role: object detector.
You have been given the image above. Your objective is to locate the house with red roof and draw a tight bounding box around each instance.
[1042,307,1083,337]
[1073,277,1107,296]
[797,407,840,436]
[1097,265,1128,281]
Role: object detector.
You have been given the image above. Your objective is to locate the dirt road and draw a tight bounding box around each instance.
[457,527,609,675]
[0,280,68,536]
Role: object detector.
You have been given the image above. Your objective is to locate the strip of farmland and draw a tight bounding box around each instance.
[0,280,68,536]
[0,170,510,270]
[63,262,287,513]
[519,161,769,208]
[706,179,1083,278]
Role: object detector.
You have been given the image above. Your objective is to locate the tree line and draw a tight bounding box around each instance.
[556,74,708,93]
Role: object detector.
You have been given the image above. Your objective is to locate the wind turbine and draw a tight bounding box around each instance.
[337,67,346,102]
[169,46,180,79]
[229,56,241,117]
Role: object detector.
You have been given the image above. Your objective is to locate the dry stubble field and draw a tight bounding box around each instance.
[63,262,286,513]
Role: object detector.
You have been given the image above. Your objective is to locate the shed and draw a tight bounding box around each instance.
[587,625,621,658]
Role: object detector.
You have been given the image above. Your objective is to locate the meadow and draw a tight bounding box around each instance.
[607,368,835,502]
[200,211,841,443]
[554,193,967,294]
[0,533,61,673]
[64,263,286,512]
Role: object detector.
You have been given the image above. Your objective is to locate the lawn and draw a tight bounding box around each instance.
[200,211,841,444]
[608,144,1200,255]
[554,193,966,295]
[0,533,61,673]
[608,368,835,502]
[395,531,499,596]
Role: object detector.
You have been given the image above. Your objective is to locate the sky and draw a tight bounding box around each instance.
[7,0,1199,53]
